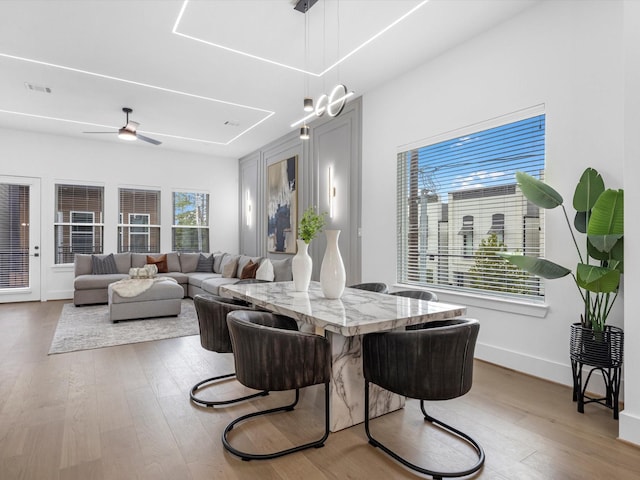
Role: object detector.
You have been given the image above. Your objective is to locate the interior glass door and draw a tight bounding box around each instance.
[0,176,41,302]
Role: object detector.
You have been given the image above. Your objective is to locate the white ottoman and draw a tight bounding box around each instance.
[108,277,184,323]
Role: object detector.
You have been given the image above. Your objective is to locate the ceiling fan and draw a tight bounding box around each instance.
[84,107,162,145]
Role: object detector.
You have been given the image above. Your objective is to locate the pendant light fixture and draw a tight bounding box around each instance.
[300,2,312,139]
[303,97,314,112]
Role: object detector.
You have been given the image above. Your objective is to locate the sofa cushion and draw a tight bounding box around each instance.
[196,253,214,272]
[240,260,260,279]
[74,273,128,290]
[221,255,240,278]
[271,257,293,281]
[201,276,239,296]
[255,258,275,281]
[146,254,168,273]
[213,252,227,274]
[185,272,218,288]
[74,254,93,276]
[179,252,200,273]
[92,254,118,274]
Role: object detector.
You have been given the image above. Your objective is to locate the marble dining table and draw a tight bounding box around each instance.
[220,281,466,432]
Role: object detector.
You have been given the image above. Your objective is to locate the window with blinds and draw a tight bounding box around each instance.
[54,184,104,264]
[118,188,161,253]
[397,113,546,300]
[172,191,210,252]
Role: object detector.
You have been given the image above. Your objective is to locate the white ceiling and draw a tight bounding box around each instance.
[0,0,538,160]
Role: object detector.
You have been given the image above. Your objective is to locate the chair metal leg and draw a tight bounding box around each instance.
[222,383,330,461]
[190,372,268,408]
[365,381,485,479]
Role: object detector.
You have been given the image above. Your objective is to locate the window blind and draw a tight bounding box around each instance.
[0,183,30,288]
[118,188,161,253]
[397,114,546,300]
[54,184,104,264]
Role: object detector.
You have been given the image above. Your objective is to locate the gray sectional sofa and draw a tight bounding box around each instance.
[73,251,292,306]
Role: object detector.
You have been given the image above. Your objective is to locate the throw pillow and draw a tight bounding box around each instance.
[255,259,275,281]
[146,254,168,273]
[271,257,293,281]
[196,254,214,272]
[221,256,239,278]
[240,260,260,279]
[92,253,118,275]
[213,252,227,273]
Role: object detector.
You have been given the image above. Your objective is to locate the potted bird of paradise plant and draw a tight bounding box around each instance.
[500,167,624,418]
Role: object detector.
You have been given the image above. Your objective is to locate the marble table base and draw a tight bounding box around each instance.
[326,331,404,432]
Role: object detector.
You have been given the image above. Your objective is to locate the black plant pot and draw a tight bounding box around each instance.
[570,323,624,419]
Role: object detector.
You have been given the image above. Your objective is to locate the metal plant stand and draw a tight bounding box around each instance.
[570,323,624,419]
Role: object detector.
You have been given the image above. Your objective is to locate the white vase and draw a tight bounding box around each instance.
[292,239,312,291]
[320,230,346,299]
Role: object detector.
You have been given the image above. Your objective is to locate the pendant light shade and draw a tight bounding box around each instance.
[300,125,310,140]
[303,97,314,112]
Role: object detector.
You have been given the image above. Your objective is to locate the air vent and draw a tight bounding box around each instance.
[24,82,52,93]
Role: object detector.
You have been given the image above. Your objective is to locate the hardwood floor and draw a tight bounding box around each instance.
[0,300,638,480]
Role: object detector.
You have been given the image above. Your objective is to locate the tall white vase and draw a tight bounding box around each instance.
[320,230,346,299]
[292,239,312,292]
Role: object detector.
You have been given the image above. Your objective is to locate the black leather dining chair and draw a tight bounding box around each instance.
[349,282,389,294]
[389,289,439,330]
[362,318,484,479]
[190,294,269,407]
[223,309,331,461]
[389,289,438,301]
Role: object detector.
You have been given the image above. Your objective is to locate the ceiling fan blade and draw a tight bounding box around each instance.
[125,120,139,132]
[137,133,162,145]
[83,131,116,134]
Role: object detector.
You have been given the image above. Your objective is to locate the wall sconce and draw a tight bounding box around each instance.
[328,166,336,218]
[246,190,252,227]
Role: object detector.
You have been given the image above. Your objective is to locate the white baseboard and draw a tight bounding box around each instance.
[475,342,624,399]
[619,411,640,446]
[45,289,73,301]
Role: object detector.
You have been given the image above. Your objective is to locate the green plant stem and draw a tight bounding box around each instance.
[562,205,584,264]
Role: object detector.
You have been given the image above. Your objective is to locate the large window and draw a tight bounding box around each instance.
[172,191,209,252]
[118,188,160,253]
[397,112,545,300]
[55,184,104,263]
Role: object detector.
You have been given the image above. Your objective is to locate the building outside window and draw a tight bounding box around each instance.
[54,184,104,264]
[118,188,160,253]
[460,215,474,257]
[397,111,545,300]
[172,191,209,252]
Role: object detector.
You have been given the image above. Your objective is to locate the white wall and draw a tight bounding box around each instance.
[620,0,640,446]
[363,0,626,397]
[0,127,239,300]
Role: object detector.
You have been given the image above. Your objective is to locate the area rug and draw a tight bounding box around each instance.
[49,299,198,354]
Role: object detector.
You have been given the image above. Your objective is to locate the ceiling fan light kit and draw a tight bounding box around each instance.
[118,128,136,141]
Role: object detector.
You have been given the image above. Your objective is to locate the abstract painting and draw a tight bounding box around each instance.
[267,156,297,253]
